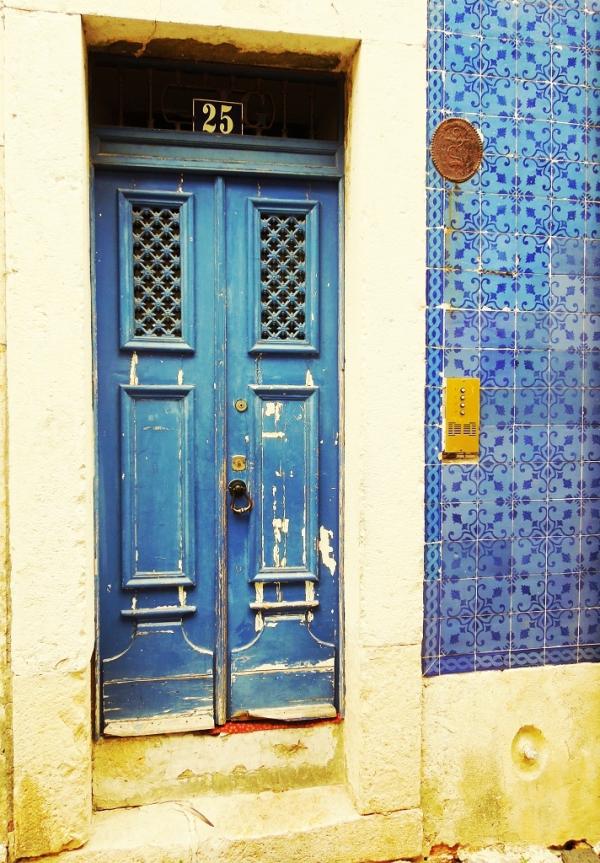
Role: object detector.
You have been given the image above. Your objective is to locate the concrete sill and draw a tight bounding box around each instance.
[35,786,422,863]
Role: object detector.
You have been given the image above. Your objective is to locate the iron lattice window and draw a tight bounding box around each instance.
[131,204,183,339]
[260,212,307,341]
[90,55,343,141]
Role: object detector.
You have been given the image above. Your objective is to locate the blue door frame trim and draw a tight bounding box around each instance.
[91,127,344,179]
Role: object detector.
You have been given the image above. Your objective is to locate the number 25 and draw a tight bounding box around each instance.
[202,103,234,135]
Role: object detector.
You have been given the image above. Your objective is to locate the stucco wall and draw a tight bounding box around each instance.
[0,0,598,860]
[423,663,600,847]
[0,7,10,859]
[1,2,426,858]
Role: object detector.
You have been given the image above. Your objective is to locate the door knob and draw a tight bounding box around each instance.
[228,479,253,515]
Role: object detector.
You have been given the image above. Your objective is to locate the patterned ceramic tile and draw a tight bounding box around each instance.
[424,0,600,675]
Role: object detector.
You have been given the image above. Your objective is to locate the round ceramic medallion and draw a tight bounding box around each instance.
[431,118,484,183]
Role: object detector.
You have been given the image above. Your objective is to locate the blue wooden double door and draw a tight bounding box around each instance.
[94,168,340,734]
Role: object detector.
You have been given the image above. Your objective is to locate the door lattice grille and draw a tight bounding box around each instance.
[260,213,307,341]
[132,205,183,339]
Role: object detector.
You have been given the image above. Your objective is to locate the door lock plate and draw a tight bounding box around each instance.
[231,455,247,471]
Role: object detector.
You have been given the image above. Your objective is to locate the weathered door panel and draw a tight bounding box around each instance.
[95,170,340,732]
[95,171,218,734]
[225,178,339,720]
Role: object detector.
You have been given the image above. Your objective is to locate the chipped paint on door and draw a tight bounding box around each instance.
[94,170,340,732]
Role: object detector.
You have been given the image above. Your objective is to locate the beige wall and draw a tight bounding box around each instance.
[423,664,600,848]
[0,0,598,861]
[0,7,10,859]
[1,2,426,857]
[4,8,93,857]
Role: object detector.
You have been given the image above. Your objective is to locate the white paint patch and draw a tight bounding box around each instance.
[254,583,264,631]
[272,517,289,543]
[318,526,337,576]
[265,401,283,422]
[177,368,184,385]
[306,369,314,386]
[178,586,186,606]
[263,431,285,439]
[129,351,139,385]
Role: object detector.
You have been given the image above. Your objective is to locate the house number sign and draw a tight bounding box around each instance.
[193,99,244,135]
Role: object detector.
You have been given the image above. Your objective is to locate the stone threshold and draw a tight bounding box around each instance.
[32,786,422,863]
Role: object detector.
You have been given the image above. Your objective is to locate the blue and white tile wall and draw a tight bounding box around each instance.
[424,0,600,674]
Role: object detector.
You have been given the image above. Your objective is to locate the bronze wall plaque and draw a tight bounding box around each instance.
[431,118,483,183]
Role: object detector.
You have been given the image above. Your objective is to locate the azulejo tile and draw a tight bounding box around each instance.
[481,273,517,308]
[579,572,600,609]
[477,613,511,650]
[552,44,587,87]
[424,0,595,676]
[445,309,480,348]
[481,37,518,78]
[511,574,546,613]
[481,76,517,116]
[515,350,550,387]
[585,350,600,386]
[447,191,481,232]
[517,157,552,197]
[445,230,480,271]
[552,198,586,238]
[551,237,584,276]
[551,160,585,204]
[445,33,482,76]
[478,461,513,499]
[442,540,478,578]
[550,275,584,312]
[479,538,513,576]
[551,6,585,46]
[552,121,586,162]
[444,0,483,34]
[552,84,586,125]
[518,41,552,82]
[480,387,515,425]
[513,536,546,576]
[545,608,579,645]
[513,460,548,499]
[517,79,551,120]
[444,271,481,309]
[445,71,481,114]
[482,0,517,37]
[480,425,515,463]
[518,196,552,235]
[442,463,479,502]
[517,2,552,43]
[515,424,549,461]
[515,385,550,423]
[519,235,551,275]
[549,385,583,423]
[481,193,517,231]
[548,426,581,462]
[441,578,477,617]
[510,611,545,650]
[547,535,579,575]
[438,654,477,673]
[549,350,583,388]
[518,119,553,159]
[440,615,477,655]
[442,501,479,541]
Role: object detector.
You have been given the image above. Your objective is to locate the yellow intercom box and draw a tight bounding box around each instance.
[443,377,480,460]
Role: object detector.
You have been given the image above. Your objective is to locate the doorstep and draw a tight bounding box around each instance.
[33,785,422,863]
